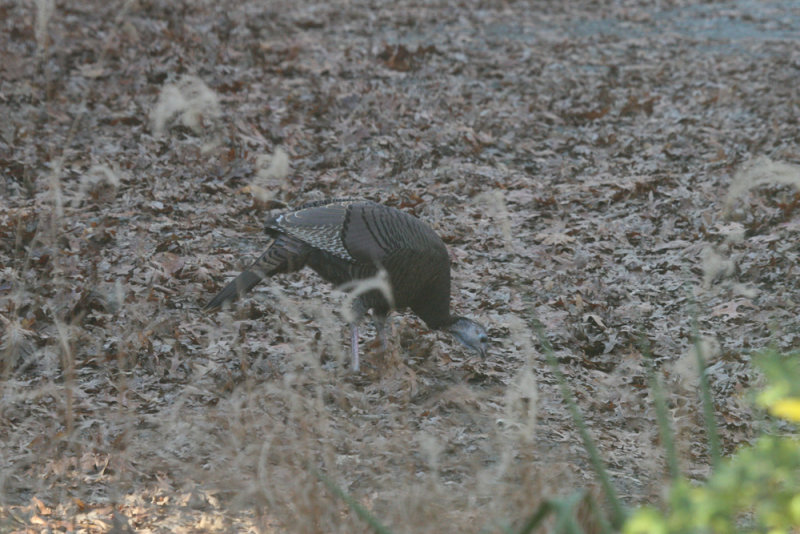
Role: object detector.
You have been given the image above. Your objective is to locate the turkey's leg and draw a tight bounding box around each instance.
[350,324,360,372]
[373,315,388,352]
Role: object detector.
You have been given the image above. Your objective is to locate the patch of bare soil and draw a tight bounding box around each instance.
[1,0,799,531]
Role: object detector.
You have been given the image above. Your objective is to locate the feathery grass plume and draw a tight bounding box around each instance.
[670,336,719,390]
[706,157,800,291]
[250,147,290,202]
[0,316,36,377]
[476,190,513,253]
[723,157,800,216]
[150,75,222,142]
[72,164,121,206]
[338,268,394,324]
[256,147,290,182]
[45,163,65,220]
[34,0,55,52]
[699,246,735,288]
[500,316,538,444]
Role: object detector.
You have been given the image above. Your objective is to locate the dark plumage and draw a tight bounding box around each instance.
[204,198,488,371]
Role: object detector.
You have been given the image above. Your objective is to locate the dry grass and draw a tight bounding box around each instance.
[0,201,559,531]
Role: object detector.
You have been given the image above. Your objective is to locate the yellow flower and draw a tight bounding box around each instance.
[790,493,800,522]
[769,398,800,422]
[623,509,668,534]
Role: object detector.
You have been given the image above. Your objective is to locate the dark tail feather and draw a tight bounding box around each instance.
[204,270,264,311]
[204,236,310,312]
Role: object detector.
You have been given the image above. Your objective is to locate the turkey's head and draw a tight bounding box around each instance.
[448,317,489,359]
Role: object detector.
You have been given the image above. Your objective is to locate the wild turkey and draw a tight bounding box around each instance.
[204,198,488,371]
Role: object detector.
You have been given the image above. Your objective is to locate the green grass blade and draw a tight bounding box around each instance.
[552,491,588,534]
[515,501,554,534]
[584,491,614,534]
[532,322,626,529]
[311,466,395,534]
[691,317,721,469]
[516,492,592,534]
[639,337,681,481]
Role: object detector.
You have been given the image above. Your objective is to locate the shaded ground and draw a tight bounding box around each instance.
[1,0,799,531]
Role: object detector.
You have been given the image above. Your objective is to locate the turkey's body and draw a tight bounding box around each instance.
[205,199,487,370]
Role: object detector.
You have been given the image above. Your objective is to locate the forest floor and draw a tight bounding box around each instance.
[1,0,799,532]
